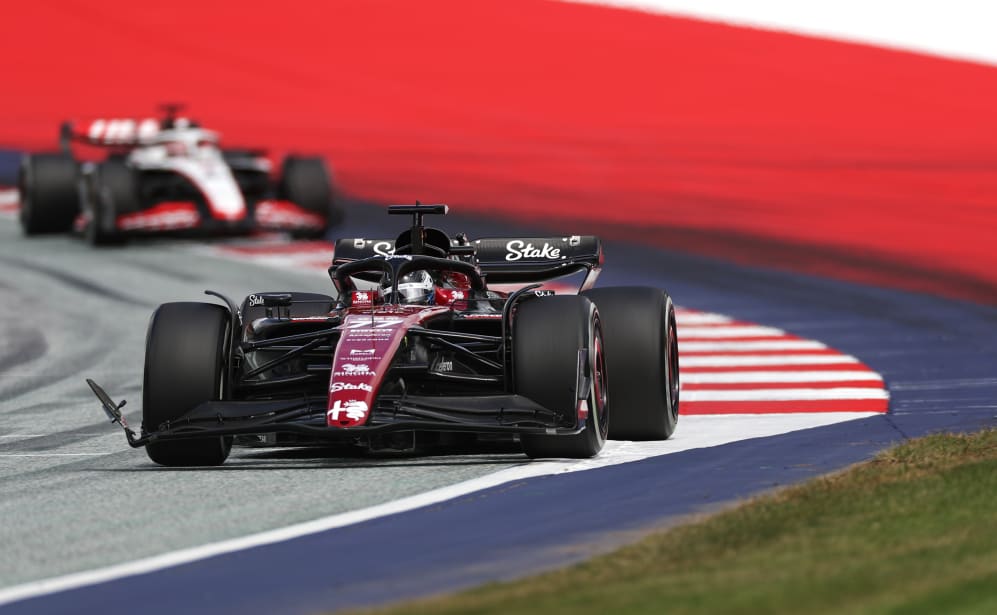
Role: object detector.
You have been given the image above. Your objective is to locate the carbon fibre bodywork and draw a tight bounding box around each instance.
[91,205,613,456]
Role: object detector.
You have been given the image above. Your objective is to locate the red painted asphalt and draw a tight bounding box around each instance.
[3,1,997,303]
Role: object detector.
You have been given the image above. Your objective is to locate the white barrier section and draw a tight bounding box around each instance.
[571,0,997,66]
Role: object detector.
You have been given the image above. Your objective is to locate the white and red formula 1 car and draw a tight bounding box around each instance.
[19,105,341,244]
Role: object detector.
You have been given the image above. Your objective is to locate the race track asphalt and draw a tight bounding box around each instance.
[1,201,994,614]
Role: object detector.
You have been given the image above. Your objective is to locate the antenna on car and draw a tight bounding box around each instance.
[387,201,448,255]
[158,102,188,128]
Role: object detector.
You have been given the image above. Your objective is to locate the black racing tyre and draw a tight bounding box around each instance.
[84,160,139,246]
[279,156,342,236]
[18,153,79,235]
[515,295,608,459]
[582,286,679,440]
[143,302,232,467]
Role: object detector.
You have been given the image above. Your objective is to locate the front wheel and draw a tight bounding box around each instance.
[143,302,232,466]
[515,295,608,459]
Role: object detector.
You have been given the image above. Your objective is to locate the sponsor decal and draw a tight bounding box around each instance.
[342,317,404,330]
[327,399,369,423]
[436,359,453,373]
[87,118,159,143]
[248,294,265,307]
[452,290,465,300]
[534,289,555,297]
[351,291,372,306]
[373,241,395,257]
[349,348,377,356]
[330,382,373,393]
[353,238,365,249]
[341,363,372,374]
[505,240,564,261]
[345,329,393,339]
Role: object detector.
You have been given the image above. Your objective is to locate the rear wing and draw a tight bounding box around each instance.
[60,118,162,151]
[332,235,603,291]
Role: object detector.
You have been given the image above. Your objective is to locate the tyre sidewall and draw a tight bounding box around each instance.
[143,302,231,466]
[582,286,678,440]
[515,296,607,458]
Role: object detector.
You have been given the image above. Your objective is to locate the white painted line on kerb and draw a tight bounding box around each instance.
[678,326,785,338]
[680,354,861,367]
[675,313,732,325]
[680,340,826,352]
[682,370,882,383]
[0,411,882,608]
[682,387,890,401]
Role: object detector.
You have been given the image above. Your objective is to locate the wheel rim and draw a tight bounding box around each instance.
[667,313,680,420]
[591,327,610,441]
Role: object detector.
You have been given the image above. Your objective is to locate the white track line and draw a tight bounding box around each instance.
[682,370,881,383]
[0,453,107,457]
[681,354,861,367]
[682,388,890,401]
[0,411,882,607]
[675,313,732,325]
[679,325,785,338]
[681,340,826,352]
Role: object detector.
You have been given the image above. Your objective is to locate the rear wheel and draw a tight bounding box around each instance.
[143,302,232,466]
[19,153,79,235]
[280,156,342,236]
[515,296,608,458]
[582,287,679,440]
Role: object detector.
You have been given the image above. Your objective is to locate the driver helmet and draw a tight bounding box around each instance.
[385,270,435,304]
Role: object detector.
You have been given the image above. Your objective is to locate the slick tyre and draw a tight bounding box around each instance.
[280,156,342,236]
[582,287,679,440]
[143,302,232,466]
[19,153,79,235]
[516,296,608,459]
[84,161,140,246]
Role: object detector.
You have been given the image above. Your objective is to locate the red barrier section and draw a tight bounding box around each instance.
[4,1,997,302]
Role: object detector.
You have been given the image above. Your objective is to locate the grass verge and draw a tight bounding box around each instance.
[353,429,997,615]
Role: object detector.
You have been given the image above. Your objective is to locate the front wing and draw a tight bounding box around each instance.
[88,380,584,449]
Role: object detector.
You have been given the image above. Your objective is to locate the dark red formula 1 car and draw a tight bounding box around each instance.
[89,204,680,466]
[19,105,340,244]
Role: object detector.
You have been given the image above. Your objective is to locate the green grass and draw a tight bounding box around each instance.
[352,429,997,615]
